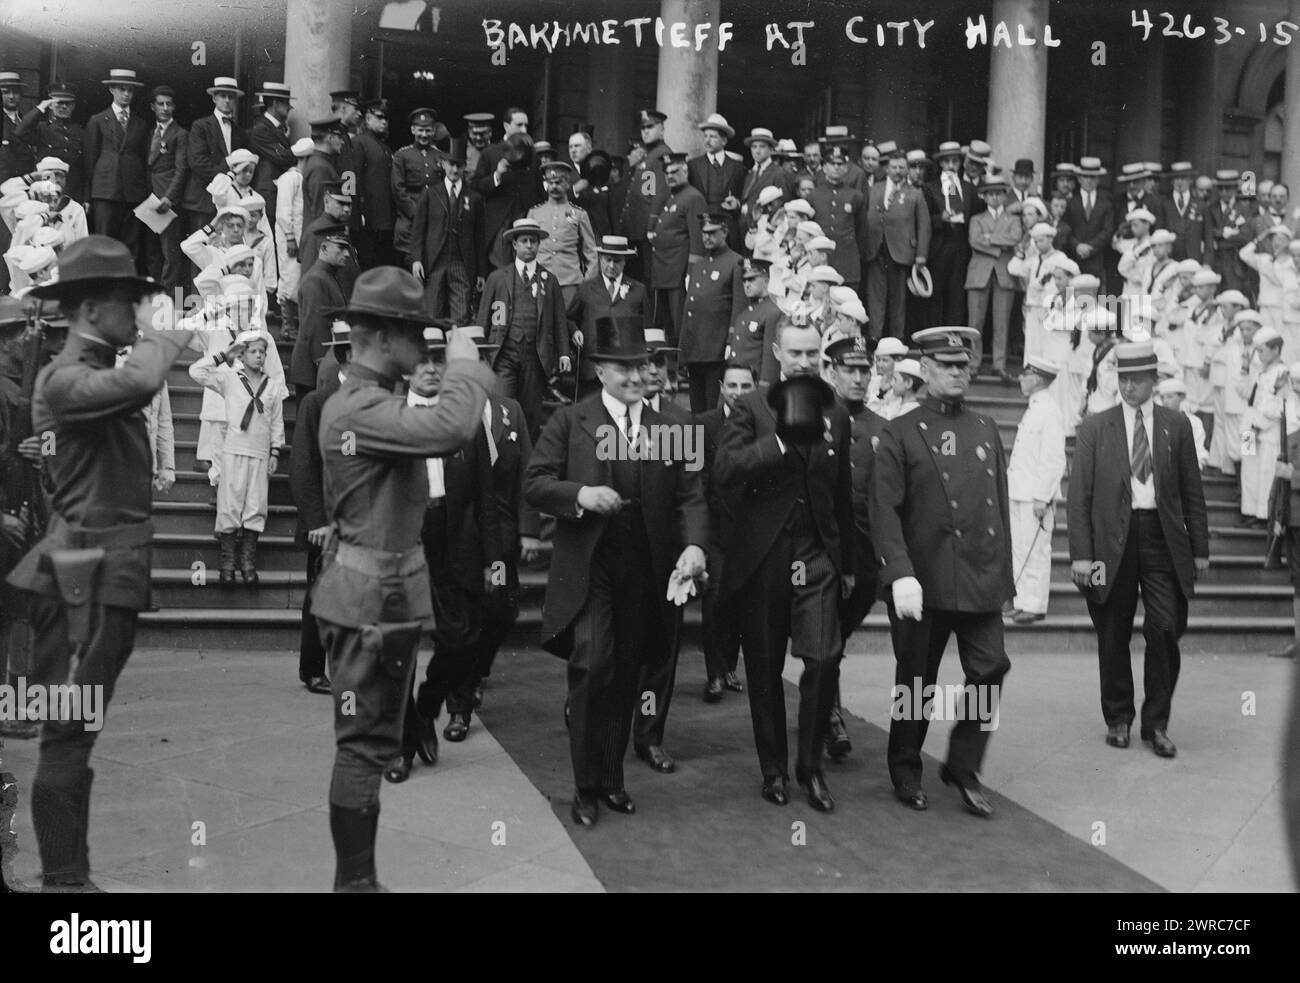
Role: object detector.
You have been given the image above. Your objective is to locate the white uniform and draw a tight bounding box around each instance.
[1239,242,1285,337]
[1241,360,1286,519]
[1115,235,1153,296]
[1007,389,1067,615]
[273,168,304,301]
[1210,331,1246,472]
[1008,246,1060,359]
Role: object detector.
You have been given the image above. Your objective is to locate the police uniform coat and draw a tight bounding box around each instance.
[724,294,783,385]
[810,183,865,284]
[679,245,745,365]
[16,107,85,202]
[300,150,340,238]
[290,372,340,547]
[649,183,707,289]
[290,262,347,390]
[620,138,674,241]
[352,129,396,235]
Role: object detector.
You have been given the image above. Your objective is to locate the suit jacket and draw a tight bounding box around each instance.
[1204,196,1250,263]
[471,141,540,268]
[679,246,745,364]
[477,263,571,376]
[1068,403,1209,605]
[428,405,500,586]
[352,129,396,233]
[291,262,347,389]
[965,207,1023,289]
[697,404,731,546]
[810,183,865,283]
[740,161,791,227]
[924,175,980,254]
[15,108,85,202]
[83,107,150,204]
[146,120,189,204]
[485,393,540,552]
[182,113,247,214]
[290,372,341,545]
[845,400,887,585]
[409,180,484,281]
[525,393,709,655]
[1114,191,1166,234]
[1,108,35,185]
[1065,189,1115,275]
[714,385,854,600]
[687,151,745,245]
[860,180,930,265]
[247,114,296,212]
[566,274,651,384]
[649,183,707,288]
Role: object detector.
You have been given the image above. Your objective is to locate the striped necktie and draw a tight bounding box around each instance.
[1132,408,1151,482]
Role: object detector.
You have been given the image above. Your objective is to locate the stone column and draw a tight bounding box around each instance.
[1187,7,1225,169]
[283,0,352,140]
[1115,36,1165,165]
[655,0,720,157]
[986,0,1049,179]
[587,46,635,154]
[1282,0,1300,196]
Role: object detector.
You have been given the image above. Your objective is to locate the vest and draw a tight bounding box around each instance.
[509,272,539,342]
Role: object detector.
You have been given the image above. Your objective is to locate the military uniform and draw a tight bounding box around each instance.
[391,142,440,257]
[679,239,745,412]
[16,105,85,203]
[301,149,341,237]
[527,197,598,301]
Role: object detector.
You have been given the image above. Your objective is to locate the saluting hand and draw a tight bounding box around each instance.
[445,327,479,362]
[412,261,425,281]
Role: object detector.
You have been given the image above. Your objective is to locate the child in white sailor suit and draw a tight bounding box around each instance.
[1113,207,1157,296]
[194,242,269,322]
[188,328,286,585]
[1240,326,1286,523]
[890,358,924,418]
[867,335,907,419]
[1209,300,1253,473]
[1156,377,1208,470]
[1007,221,1061,359]
[1006,355,1067,623]
[182,204,267,298]
[1239,224,1293,338]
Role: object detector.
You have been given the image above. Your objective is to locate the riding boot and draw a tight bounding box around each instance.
[218,531,238,586]
[330,803,386,892]
[238,528,260,587]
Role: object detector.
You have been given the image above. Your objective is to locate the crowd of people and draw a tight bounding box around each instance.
[0,63,1291,893]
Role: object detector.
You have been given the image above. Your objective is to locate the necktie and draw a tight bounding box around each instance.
[119,109,129,130]
[1132,408,1151,483]
[608,278,618,303]
[1085,193,1093,220]
[622,411,634,447]
[712,155,721,170]
[1179,193,1187,215]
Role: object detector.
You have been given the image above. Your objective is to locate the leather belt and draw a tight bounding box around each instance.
[334,540,425,577]
[46,513,154,549]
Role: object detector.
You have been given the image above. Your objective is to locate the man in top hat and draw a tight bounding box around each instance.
[1068,339,1209,760]
[966,173,1023,381]
[688,113,745,250]
[16,82,84,204]
[313,267,496,892]
[5,236,193,889]
[725,257,784,386]
[740,127,791,236]
[82,69,150,255]
[182,76,248,234]
[811,144,865,289]
[1204,169,1250,294]
[567,234,650,401]
[648,153,708,347]
[463,112,495,178]
[924,141,981,326]
[870,325,1012,816]
[677,209,745,413]
[861,148,930,342]
[247,82,295,228]
[391,109,443,261]
[619,109,674,282]
[575,148,616,238]
[351,98,398,270]
[410,137,484,324]
[1010,158,1039,206]
[715,321,854,811]
[525,314,708,827]
[527,160,598,307]
[1163,162,1203,262]
[301,118,345,240]
[471,106,541,271]
[290,224,352,397]
[477,218,571,440]
[291,320,351,695]
[1065,157,1114,283]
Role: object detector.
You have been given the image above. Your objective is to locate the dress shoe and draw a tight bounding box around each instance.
[1011,611,1045,625]
[796,770,835,812]
[443,713,470,742]
[635,745,675,773]
[1105,722,1131,748]
[939,765,994,817]
[1143,729,1177,758]
[723,671,744,693]
[761,776,789,806]
[894,784,929,810]
[1269,641,1299,659]
[703,676,724,703]
[383,754,413,784]
[571,791,598,827]
[826,710,852,760]
[416,722,439,766]
[302,675,331,695]
[599,789,636,814]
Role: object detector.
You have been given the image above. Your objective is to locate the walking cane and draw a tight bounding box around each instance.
[1013,508,1052,588]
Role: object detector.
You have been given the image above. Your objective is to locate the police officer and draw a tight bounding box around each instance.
[6,237,192,889]
[621,109,673,282]
[648,153,706,349]
[810,145,865,291]
[870,326,1012,817]
[725,257,784,386]
[679,212,744,412]
[463,112,495,177]
[15,82,84,204]
[391,108,442,260]
[301,117,344,235]
[313,267,496,892]
[353,98,397,269]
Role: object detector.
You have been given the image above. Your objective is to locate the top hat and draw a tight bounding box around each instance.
[1012,158,1035,177]
[101,69,142,88]
[340,267,431,328]
[697,113,735,139]
[28,235,159,300]
[913,326,980,364]
[256,81,293,101]
[504,132,534,166]
[442,138,468,165]
[590,315,651,363]
[206,77,244,96]
[766,375,835,443]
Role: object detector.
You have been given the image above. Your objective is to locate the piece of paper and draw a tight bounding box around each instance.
[134,195,176,234]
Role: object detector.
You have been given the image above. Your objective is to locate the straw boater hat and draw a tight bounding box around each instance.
[1076,156,1107,177]
[0,71,28,90]
[28,235,159,300]
[322,321,351,349]
[255,81,293,102]
[595,235,636,256]
[935,141,963,162]
[1114,341,1159,374]
[101,69,143,88]
[907,264,934,298]
[743,127,776,147]
[206,76,244,97]
[503,218,548,242]
[644,326,678,355]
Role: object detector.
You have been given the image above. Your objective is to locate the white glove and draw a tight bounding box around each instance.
[892,576,923,621]
[666,568,700,607]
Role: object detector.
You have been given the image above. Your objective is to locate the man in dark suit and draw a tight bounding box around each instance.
[1068,341,1210,759]
[525,315,708,827]
[352,99,397,270]
[82,69,150,257]
[860,149,930,341]
[870,326,1013,817]
[181,76,248,236]
[1065,156,1114,284]
[567,234,650,401]
[410,138,484,324]
[687,113,745,251]
[925,141,981,326]
[15,82,85,204]
[1204,169,1251,295]
[471,106,539,271]
[716,322,854,812]
[739,127,791,243]
[290,226,351,397]
[140,85,188,291]
[246,82,296,228]
[0,71,33,293]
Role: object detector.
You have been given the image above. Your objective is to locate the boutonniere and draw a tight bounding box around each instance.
[462,198,470,211]
[538,270,548,280]
[618,284,629,300]
[508,430,518,442]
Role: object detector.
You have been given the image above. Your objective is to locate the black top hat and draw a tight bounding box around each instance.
[29,235,160,300]
[1013,158,1035,176]
[590,315,650,363]
[504,132,534,166]
[442,138,468,165]
[767,375,835,443]
[339,267,430,328]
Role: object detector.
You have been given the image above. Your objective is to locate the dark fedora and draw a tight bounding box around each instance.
[339,267,431,328]
[589,315,650,364]
[29,235,159,300]
[767,375,834,443]
[442,137,468,165]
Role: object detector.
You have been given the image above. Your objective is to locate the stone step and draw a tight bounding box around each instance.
[151,532,302,571]
[161,472,297,505]
[1050,550,1287,585]
[167,385,300,423]
[151,502,298,538]
[150,569,307,609]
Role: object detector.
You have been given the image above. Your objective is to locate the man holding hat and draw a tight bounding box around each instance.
[477,217,571,440]
[871,325,1012,816]
[648,152,707,347]
[1005,356,1067,624]
[392,108,442,259]
[566,234,650,401]
[410,137,484,324]
[1204,169,1250,294]
[290,224,352,397]
[528,159,598,306]
[619,109,673,282]
[725,256,784,386]
[715,322,854,812]
[862,148,930,342]
[470,106,541,271]
[1065,157,1114,282]
[525,314,708,827]
[1068,339,1209,760]
[925,141,980,325]
[6,236,193,889]
[679,211,744,412]
[687,113,745,250]
[83,69,150,256]
[182,76,248,234]
[247,82,296,228]
[16,82,84,204]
